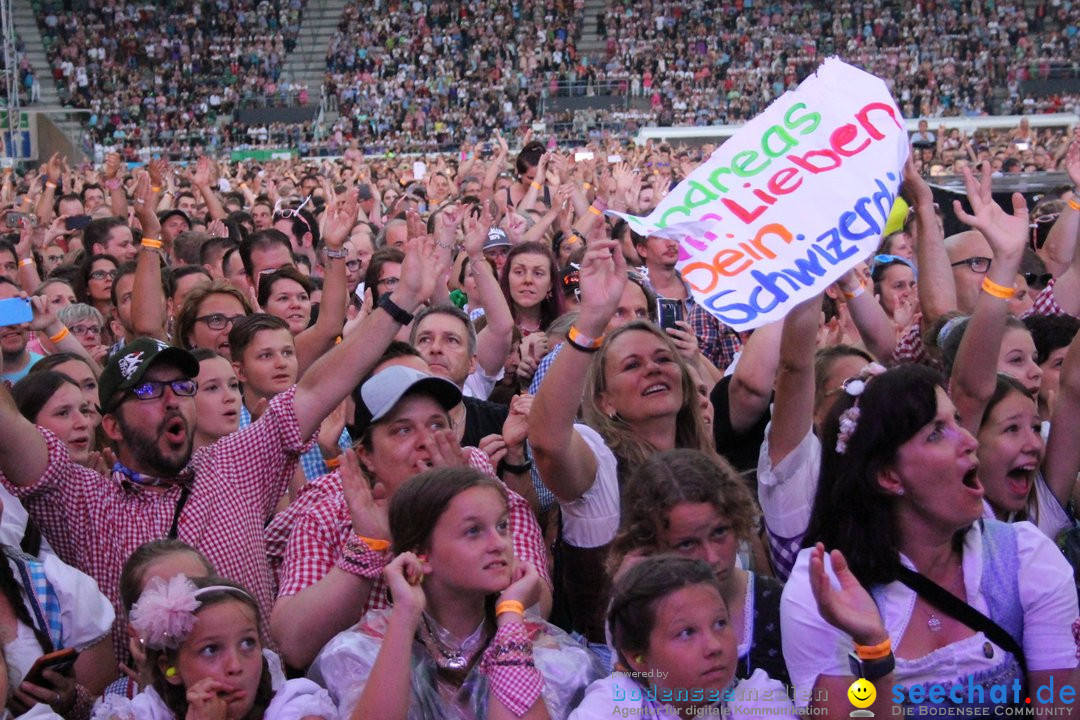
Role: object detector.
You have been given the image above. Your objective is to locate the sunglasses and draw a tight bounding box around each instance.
[1022,272,1053,287]
[273,196,313,234]
[129,379,198,401]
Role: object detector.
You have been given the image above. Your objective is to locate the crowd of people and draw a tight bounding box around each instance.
[17,0,1079,156]
[0,125,1076,719]
[35,0,308,151]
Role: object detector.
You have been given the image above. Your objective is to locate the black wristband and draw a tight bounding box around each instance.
[848,650,895,681]
[500,458,533,474]
[378,293,415,325]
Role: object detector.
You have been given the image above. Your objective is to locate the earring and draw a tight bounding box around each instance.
[896,488,905,497]
[634,655,644,664]
[165,667,177,678]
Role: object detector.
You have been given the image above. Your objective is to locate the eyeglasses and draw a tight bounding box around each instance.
[1023,272,1053,287]
[130,379,198,401]
[377,276,400,288]
[70,324,103,336]
[195,313,245,330]
[272,196,313,235]
[1029,213,1060,228]
[345,259,362,272]
[950,256,992,274]
[89,269,118,281]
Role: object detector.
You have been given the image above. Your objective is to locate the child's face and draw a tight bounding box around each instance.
[168,600,263,719]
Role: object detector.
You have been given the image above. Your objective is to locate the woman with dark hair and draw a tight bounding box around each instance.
[500,141,550,214]
[256,262,349,376]
[530,240,712,660]
[189,348,241,450]
[782,362,1078,716]
[499,242,564,335]
[364,247,405,306]
[11,371,93,466]
[78,254,119,333]
[610,449,789,686]
[571,556,795,718]
[28,353,101,430]
[309,467,598,719]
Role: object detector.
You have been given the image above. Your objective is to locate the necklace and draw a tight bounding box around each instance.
[421,615,469,670]
[927,613,943,633]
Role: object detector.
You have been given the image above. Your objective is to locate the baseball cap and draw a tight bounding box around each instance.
[99,338,199,413]
[484,228,510,251]
[354,366,461,428]
[158,209,192,230]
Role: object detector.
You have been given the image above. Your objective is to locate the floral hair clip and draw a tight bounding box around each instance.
[834,362,887,454]
[130,574,253,650]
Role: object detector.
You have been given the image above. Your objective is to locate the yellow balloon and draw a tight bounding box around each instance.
[848,678,877,709]
[884,197,909,236]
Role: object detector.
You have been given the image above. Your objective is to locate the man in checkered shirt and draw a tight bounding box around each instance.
[0,238,447,662]
[265,360,551,669]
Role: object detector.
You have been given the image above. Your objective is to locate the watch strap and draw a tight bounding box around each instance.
[378,293,415,325]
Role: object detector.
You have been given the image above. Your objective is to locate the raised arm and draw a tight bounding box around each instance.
[835,267,897,362]
[767,293,821,466]
[187,157,228,222]
[33,154,62,226]
[904,153,957,327]
[103,153,128,221]
[727,319,781,434]
[294,187,354,376]
[461,205,514,377]
[1038,142,1080,278]
[0,365,50,487]
[529,239,626,502]
[130,176,169,341]
[948,165,1029,434]
[292,234,447,439]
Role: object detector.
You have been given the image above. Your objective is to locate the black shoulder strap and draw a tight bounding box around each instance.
[896,566,1027,680]
[167,485,191,540]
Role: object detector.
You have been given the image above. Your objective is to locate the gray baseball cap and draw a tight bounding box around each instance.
[358,365,462,423]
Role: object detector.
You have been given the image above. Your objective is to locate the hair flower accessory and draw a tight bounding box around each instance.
[130,574,202,650]
[834,362,888,454]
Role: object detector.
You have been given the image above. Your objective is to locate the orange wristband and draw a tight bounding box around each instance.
[495,600,525,617]
[141,238,162,249]
[1069,199,1080,212]
[981,276,1015,299]
[854,637,892,660]
[588,205,602,216]
[49,326,69,343]
[567,325,604,351]
[357,535,390,552]
[324,456,341,468]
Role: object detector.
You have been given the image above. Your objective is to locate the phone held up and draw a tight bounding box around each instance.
[656,298,685,330]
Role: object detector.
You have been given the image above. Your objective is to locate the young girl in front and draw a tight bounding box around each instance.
[95,576,335,720]
[309,467,599,719]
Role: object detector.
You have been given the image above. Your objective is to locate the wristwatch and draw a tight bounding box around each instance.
[848,650,895,681]
[324,247,348,259]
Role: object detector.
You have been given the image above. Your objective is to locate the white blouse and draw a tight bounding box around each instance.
[4,552,114,686]
[781,521,1078,708]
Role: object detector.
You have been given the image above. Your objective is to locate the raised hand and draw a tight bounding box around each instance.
[383,552,429,616]
[952,163,1028,261]
[577,238,628,335]
[321,187,358,250]
[339,448,390,541]
[1065,141,1080,190]
[808,543,888,647]
[394,234,449,309]
[462,204,494,257]
[184,677,234,720]
[187,157,213,188]
[498,561,541,613]
[147,158,169,190]
[900,150,933,208]
[501,393,532,449]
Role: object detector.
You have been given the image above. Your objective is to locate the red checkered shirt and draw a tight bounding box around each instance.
[265,447,551,614]
[3,385,308,661]
[891,279,1065,367]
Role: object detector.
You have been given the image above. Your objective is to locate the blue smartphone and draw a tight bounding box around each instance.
[0,297,32,327]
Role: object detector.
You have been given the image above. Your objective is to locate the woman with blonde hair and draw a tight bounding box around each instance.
[530,239,711,661]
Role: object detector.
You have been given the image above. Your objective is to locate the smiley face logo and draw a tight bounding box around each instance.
[848,678,876,708]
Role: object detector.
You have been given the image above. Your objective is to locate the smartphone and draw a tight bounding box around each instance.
[24,648,78,687]
[656,298,685,330]
[65,215,92,231]
[0,297,32,327]
[607,154,623,163]
[4,211,30,229]
[1016,142,1029,151]
[574,151,594,162]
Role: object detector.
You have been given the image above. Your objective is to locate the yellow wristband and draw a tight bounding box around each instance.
[1069,199,1080,212]
[981,276,1016,299]
[854,637,892,661]
[357,535,390,552]
[150,185,162,193]
[324,456,341,468]
[49,326,69,343]
[19,257,35,267]
[495,600,525,617]
[141,238,162,249]
[45,181,57,189]
[530,181,542,191]
[583,182,592,191]
[588,205,602,216]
